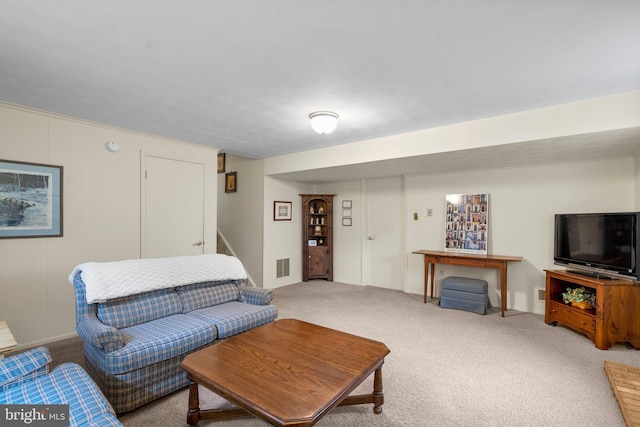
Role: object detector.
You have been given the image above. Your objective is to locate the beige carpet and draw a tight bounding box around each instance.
[40,281,638,426]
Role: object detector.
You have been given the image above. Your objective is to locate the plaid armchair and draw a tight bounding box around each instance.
[0,346,122,427]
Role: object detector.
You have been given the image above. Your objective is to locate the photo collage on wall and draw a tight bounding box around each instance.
[444,193,488,254]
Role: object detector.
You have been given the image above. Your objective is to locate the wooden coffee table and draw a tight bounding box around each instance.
[181,319,390,426]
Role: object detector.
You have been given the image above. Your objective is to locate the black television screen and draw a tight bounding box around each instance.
[554,212,639,280]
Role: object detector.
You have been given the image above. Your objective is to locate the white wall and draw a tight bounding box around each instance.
[315,180,364,285]
[261,176,314,289]
[217,154,265,287]
[0,102,218,348]
[261,157,635,316]
[405,158,635,314]
[259,178,365,289]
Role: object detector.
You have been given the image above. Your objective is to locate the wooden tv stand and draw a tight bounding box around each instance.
[544,269,640,350]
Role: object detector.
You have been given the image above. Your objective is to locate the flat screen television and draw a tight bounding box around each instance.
[554,212,640,281]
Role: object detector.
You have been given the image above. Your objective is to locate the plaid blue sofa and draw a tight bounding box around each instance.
[72,273,277,413]
[0,346,122,426]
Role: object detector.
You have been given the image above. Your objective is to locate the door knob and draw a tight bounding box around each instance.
[193,240,204,246]
[368,235,374,240]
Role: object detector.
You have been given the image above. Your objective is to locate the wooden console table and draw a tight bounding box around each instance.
[412,250,523,317]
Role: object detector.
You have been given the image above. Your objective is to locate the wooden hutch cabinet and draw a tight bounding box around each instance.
[544,269,640,350]
[300,194,334,281]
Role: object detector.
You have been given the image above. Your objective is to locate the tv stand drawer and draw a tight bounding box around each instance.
[547,300,595,338]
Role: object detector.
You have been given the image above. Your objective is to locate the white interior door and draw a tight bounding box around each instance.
[364,176,404,290]
[142,153,205,258]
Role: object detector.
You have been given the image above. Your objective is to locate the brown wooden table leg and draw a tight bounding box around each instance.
[423,256,429,303]
[185,380,260,424]
[372,366,384,414]
[429,261,435,300]
[338,364,385,415]
[187,380,201,426]
[500,261,507,317]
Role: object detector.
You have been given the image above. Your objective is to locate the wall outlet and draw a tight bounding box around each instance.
[427,208,433,216]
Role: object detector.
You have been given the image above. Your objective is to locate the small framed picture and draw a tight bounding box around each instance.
[342,209,352,217]
[342,200,352,209]
[225,171,237,193]
[342,218,352,226]
[308,239,317,246]
[274,201,292,221]
[217,153,226,173]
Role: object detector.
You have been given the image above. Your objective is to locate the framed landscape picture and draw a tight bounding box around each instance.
[0,159,63,238]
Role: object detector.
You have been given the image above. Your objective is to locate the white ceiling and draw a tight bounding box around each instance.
[1,1,639,179]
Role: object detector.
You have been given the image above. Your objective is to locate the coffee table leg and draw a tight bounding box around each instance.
[339,365,386,414]
[373,367,384,414]
[187,380,201,426]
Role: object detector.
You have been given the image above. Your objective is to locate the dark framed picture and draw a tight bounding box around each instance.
[225,171,237,193]
[274,201,292,221]
[217,153,226,173]
[342,217,352,226]
[0,159,63,238]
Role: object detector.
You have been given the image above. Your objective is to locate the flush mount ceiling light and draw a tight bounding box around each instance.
[309,111,339,134]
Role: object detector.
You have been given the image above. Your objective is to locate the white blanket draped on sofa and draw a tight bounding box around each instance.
[69,254,248,303]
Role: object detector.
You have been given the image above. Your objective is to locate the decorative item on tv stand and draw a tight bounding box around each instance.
[562,286,596,310]
[300,194,334,282]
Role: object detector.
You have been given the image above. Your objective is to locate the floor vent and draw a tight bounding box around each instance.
[276,258,290,278]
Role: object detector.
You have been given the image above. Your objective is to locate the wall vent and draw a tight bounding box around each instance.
[276,258,290,278]
[537,288,546,301]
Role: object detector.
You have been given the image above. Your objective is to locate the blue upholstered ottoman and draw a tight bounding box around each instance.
[439,276,490,315]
